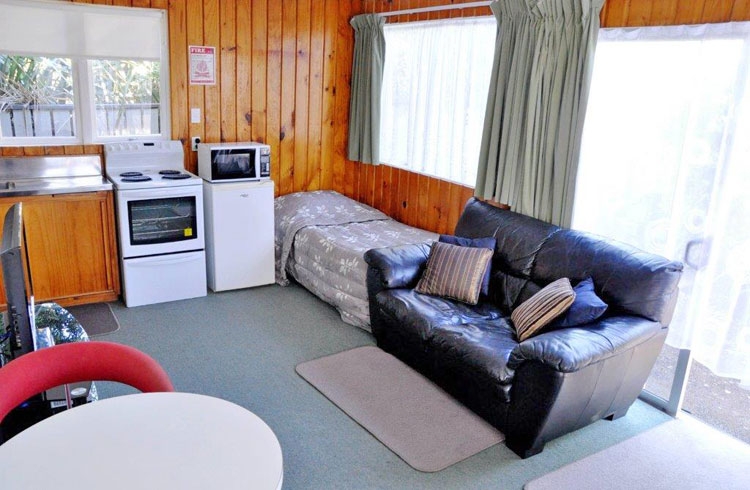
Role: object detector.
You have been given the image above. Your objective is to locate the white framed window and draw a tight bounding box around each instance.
[0,0,169,146]
[0,55,78,146]
[379,16,496,186]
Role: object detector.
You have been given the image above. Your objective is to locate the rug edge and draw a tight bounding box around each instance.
[295,345,504,473]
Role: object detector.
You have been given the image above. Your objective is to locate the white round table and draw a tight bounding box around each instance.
[0,392,283,489]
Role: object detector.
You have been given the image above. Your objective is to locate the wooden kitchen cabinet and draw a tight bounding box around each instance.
[0,191,121,308]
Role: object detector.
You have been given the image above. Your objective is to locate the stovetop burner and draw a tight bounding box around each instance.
[162,174,191,180]
[104,140,202,190]
[122,175,153,182]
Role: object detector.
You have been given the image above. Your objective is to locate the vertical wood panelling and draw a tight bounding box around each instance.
[235,0,252,142]
[266,1,283,192]
[294,0,311,193]
[279,2,297,196]
[250,0,268,145]
[602,0,750,25]
[731,0,750,19]
[202,0,221,150]
[219,1,237,143]
[185,0,204,174]
[334,0,355,198]
[650,1,680,25]
[167,0,189,166]
[307,1,325,191]
[7,0,750,233]
[320,0,339,191]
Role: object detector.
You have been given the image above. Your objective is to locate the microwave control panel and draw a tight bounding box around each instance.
[259,146,270,178]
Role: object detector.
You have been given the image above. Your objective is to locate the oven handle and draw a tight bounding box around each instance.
[129,253,203,267]
[117,186,202,200]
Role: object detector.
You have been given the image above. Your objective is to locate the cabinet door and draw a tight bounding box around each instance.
[0,192,120,307]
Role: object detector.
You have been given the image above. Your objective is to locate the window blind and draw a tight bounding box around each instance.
[0,0,165,61]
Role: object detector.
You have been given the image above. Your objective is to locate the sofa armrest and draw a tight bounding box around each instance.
[507,316,664,373]
[364,242,432,293]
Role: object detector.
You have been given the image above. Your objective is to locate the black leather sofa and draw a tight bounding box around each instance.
[364,198,683,458]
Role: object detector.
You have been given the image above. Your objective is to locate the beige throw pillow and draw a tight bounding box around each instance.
[415,241,493,305]
[511,278,576,342]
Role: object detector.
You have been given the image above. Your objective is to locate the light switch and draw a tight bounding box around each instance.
[190,108,201,124]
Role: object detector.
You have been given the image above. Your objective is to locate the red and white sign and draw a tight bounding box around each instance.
[189,46,216,85]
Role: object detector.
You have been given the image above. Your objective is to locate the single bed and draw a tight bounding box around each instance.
[275,190,437,331]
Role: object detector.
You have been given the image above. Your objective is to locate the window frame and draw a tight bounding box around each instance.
[0,55,80,147]
[80,56,171,145]
[378,16,496,187]
[0,2,170,147]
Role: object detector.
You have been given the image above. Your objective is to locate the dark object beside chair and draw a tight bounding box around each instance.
[0,341,174,425]
[365,198,683,458]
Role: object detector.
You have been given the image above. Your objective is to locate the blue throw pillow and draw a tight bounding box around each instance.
[438,234,496,296]
[549,277,608,328]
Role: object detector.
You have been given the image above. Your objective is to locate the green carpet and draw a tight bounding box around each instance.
[96,283,671,490]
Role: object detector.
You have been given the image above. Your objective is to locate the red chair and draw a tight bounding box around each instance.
[0,341,174,423]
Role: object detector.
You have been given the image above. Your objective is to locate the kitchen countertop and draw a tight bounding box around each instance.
[0,155,112,197]
[0,176,112,197]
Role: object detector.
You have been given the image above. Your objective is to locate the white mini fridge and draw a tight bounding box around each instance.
[203,180,275,291]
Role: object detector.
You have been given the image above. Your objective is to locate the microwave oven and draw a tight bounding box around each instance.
[197,142,270,182]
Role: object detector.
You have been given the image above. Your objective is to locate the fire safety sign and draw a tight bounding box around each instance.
[189,46,216,85]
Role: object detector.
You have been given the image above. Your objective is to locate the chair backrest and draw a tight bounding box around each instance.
[0,341,174,423]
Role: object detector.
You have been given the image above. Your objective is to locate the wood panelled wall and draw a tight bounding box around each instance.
[3,0,344,196]
[5,0,750,234]
[601,0,750,26]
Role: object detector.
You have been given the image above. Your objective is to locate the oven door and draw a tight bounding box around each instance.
[116,185,205,258]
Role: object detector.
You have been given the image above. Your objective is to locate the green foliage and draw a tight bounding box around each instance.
[0,56,160,110]
[92,59,161,105]
[0,55,74,110]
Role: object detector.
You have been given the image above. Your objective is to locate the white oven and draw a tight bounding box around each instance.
[105,141,207,307]
[115,185,205,259]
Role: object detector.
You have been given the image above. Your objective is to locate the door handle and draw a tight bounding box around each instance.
[684,237,711,270]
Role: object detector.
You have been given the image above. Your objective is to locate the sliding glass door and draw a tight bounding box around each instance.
[573,23,750,442]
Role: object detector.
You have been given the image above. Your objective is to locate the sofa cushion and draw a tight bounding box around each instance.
[549,277,607,329]
[428,319,518,403]
[489,272,541,314]
[454,198,560,312]
[454,198,559,279]
[511,278,576,342]
[438,234,496,296]
[415,242,493,305]
[375,289,505,341]
[532,230,683,325]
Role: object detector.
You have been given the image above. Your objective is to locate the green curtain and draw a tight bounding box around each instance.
[475,0,604,227]
[347,14,385,165]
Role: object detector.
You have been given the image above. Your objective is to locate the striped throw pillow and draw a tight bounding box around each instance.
[415,241,494,305]
[511,278,576,342]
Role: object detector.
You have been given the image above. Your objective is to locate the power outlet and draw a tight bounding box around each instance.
[191,136,201,151]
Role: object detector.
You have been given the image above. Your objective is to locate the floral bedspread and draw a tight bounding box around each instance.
[274,190,436,330]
